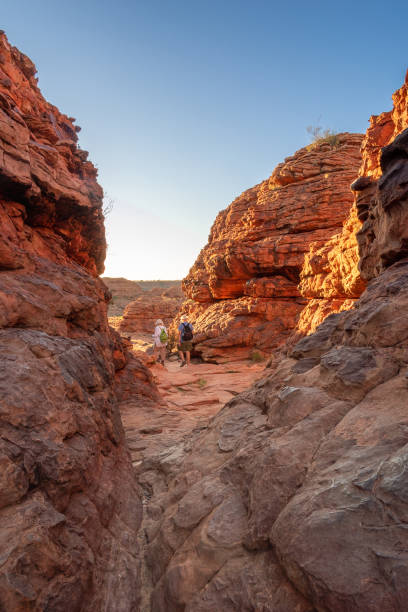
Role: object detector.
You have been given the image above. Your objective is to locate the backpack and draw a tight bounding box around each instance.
[159,327,168,344]
[182,322,193,341]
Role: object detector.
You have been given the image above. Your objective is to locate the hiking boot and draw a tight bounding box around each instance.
[180,361,186,368]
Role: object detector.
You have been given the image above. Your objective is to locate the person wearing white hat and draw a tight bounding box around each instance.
[153,318,168,366]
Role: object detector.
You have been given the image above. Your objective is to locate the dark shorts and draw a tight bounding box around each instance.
[178,341,193,352]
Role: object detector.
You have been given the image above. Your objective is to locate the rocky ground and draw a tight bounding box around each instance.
[118,346,264,611]
[121,357,265,470]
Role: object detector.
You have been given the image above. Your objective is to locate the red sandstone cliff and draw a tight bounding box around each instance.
[297,70,408,339]
[138,72,408,611]
[354,71,408,280]
[179,133,363,361]
[0,33,158,610]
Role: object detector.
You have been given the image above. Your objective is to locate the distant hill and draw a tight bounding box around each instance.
[135,280,181,291]
[102,277,182,316]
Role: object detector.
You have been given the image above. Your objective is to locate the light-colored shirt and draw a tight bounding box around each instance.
[153,325,167,347]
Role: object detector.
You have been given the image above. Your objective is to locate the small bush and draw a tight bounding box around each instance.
[306,125,340,150]
[197,378,207,389]
[102,191,114,216]
[250,350,264,363]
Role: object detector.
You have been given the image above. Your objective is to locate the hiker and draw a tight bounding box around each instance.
[153,319,168,365]
[178,314,193,367]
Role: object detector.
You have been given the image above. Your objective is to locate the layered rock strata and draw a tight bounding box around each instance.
[120,290,183,334]
[102,277,183,320]
[142,90,408,610]
[297,69,408,338]
[0,33,156,610]
[354,70,408,280]
[179,133,363,361]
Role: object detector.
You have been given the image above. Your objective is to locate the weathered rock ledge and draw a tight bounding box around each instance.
[178,133,364,362]
[120,290,183,335]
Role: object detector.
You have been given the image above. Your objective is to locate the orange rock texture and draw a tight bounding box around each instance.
[302,69,408,337]
[296,69,408,334]
[296,202,366,336]
[180,133,363,361]
[0,33,156,610]
[120,290,183,334]
[142,75,408,612]
[354,69,408,280]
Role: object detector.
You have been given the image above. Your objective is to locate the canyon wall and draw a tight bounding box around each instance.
[0,33,158,610]
[142,74,408,610]
[179,133,363,361]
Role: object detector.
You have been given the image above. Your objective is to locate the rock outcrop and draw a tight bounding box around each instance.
[120,289,183,334]
[0,33,156,610]
[354,71,408,281]
[180,133,363,361]
[297,69,408,339]
[102,278,183,320]
[140,76,408,610]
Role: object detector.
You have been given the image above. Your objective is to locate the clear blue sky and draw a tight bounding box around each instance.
[2,0,408,279]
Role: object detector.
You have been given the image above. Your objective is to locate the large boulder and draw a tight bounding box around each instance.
[179,133,363,361]
[120,291,183,334]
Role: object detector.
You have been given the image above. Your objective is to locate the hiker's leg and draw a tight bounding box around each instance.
[160,347,166,362]
[186,350,191,365]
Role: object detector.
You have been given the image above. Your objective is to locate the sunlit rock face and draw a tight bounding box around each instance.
[179,133,363,361]
[0,32,157,610]
[295,201,366,337]
[144,76,408,612]
[354,70,408,281]
[296,70,408,339]
[120,291,183,334]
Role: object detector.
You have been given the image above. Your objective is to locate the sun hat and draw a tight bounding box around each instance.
[155,319,163,325]
[180,314,188,322]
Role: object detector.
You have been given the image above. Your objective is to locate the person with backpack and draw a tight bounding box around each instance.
[178,314,193,367]
[153,318,168,366]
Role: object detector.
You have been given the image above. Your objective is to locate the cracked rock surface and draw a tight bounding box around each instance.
[133,90,408,611]
[0,32,158,610]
